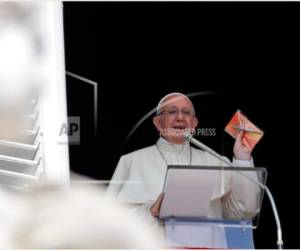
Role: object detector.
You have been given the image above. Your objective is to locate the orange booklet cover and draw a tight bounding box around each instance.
[225,110,264,151]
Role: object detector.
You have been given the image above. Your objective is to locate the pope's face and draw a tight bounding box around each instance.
[153,95,198,144]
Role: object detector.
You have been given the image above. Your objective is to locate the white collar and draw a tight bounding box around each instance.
[157,137,190,152]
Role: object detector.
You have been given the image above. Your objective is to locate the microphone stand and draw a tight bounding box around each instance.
[184,132,283,249]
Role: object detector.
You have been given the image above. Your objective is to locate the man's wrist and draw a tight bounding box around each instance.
[234,153,251,161]
[232,157,254,167]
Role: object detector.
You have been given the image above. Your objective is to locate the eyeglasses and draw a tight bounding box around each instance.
[158,107,194,117]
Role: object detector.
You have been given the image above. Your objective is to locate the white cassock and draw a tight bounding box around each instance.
[106,137,260,248]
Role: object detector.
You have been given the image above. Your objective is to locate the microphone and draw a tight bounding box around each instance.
[184,132,284,249]
[184,132,233,167]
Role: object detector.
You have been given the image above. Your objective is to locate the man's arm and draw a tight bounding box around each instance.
[105,156,129,200]
[106,156,163,230]
[222,131,261,219]
[222,168,261,219]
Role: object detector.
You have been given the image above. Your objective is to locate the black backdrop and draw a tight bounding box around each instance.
[63,2,299,248]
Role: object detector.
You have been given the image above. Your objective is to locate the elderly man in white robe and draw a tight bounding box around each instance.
[106,92,260,248]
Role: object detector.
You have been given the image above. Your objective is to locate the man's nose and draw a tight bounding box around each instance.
[175,111,184,120]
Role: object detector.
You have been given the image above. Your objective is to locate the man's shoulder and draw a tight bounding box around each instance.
[122,144,156,159]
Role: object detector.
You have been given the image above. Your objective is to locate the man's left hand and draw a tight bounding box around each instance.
[233,131,252,161]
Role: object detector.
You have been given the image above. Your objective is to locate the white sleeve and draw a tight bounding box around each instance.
[132,202,161,226]
[130,201,164,241]
[105,155,129,200]
[105,156,162,231]
[223,158,261,219]
[232,157,254,167]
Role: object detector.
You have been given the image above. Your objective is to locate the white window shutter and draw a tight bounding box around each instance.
[0,2,70,190]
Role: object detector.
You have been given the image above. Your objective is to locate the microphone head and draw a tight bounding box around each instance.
[183,130,193,142]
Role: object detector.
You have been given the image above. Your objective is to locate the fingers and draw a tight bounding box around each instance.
[242,137,252,152]
[235,131,251,151]
[150,193,164,218]
[236,130,244,141]
[235,131,247,148]
[234,131,252,160]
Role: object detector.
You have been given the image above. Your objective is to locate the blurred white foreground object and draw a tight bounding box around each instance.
[0,183,161,249]
[0,1,69,189]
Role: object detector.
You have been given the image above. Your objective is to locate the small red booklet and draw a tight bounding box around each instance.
[225,110,264,151]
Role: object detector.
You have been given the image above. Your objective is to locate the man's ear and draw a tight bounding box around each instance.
[192,116,198,129]
[153,116,161,132]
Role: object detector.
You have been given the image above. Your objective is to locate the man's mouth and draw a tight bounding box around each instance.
[173,125,186,130]
[162,126,189,137]
[172,126,187,135]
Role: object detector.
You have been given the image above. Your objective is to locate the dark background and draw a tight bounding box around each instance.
[63,2,299,248]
